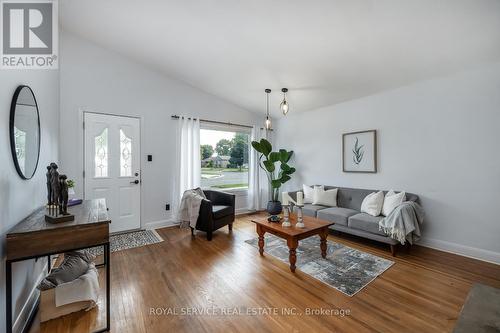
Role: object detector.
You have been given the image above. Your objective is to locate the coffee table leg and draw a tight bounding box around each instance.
[257,225,265,256]
[320,228,328,259]
[287,238,298,273]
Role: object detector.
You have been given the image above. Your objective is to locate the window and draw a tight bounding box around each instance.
[94,128,108,177]
[120,128,132,177]
[200,125,250,190]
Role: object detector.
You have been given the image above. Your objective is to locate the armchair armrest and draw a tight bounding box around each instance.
[197,198,214,230]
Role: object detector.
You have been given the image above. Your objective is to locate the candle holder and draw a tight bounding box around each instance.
[282,205,291,227]
[295,205,305,228]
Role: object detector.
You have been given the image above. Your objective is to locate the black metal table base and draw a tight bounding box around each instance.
[5,242,111,333]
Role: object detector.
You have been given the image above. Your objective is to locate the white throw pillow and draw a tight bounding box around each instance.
[303,184,323,204]
[360,191,384,216]
[313,187,338,207]
[382,190,406,216]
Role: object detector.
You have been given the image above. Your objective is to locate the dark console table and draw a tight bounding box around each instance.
[5,198,111,333]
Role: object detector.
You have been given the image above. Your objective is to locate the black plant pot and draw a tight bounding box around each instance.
[267,201,282,215]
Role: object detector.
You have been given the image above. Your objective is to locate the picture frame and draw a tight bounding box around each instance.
[342,130,377,173]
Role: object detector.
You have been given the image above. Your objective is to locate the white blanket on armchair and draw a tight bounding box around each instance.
[178,188,206,230]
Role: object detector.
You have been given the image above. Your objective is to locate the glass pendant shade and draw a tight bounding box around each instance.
[280,88,289,115]
[265,117,272,130]
[281,100,289,115]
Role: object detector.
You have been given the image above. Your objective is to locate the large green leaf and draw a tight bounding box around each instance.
[280,174,291,183]
[269,152,280,163]
[259,139,272,156]
[251,141,262,153]
[279,149,288,163]
[280,163,290,172]
[271,179,282,188]
[263,160,275,172]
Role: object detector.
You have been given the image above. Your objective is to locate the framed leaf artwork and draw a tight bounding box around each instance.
[342,130,377,173]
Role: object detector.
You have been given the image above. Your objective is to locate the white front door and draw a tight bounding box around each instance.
[84,112,141,233]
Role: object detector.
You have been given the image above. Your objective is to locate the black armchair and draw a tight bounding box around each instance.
[192,190,236,241]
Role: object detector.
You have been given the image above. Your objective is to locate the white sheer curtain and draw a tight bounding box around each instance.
[248,126,269,211]
[172,117,200,220]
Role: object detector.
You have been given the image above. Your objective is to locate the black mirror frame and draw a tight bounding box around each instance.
[9,85,41,180]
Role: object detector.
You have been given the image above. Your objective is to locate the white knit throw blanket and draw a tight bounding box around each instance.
[379,201,425,245]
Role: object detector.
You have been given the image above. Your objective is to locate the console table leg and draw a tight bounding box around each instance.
[287,238,298,273]
[105,242,111,332]
[257,225,265,256]
[6,260,12,333]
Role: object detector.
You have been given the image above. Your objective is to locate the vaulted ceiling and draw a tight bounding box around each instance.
[60,0,500,115]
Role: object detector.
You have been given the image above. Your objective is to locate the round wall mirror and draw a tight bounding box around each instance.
[9,85,41,180]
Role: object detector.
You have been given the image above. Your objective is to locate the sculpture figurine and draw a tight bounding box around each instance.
[58,174,69,215]
[50,163,60,209]
[46,165,52,206]
[44,163,75,223]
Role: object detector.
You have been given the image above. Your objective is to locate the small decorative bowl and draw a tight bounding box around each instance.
[267,215,282,223]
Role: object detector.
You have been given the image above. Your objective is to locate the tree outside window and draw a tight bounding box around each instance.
[200,128,250,190]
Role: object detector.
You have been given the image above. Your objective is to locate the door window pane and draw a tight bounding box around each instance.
[200,128,249,190]
[120,129,132,177]
[94,128,108,177]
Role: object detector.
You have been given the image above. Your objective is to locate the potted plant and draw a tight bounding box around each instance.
[251,138,296,215]
[67,179,75,198]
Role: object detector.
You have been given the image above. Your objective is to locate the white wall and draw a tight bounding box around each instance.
[0,71,59,333]
[59,31,264,228]
[275,63,500,264]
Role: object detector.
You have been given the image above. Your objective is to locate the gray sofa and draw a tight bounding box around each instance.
[289,186,419,256]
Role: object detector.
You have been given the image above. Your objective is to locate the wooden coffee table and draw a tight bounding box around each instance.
[251,214,334,273]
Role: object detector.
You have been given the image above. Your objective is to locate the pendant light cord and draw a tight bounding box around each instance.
[266,92,270,118]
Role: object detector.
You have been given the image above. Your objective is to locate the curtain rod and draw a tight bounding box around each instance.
[171,115,272,131]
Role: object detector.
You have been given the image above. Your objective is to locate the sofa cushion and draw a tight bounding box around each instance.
[360,191,384,216]
[348,213,385,236]
[302,204,328,218]
[212,205,232,219]
[317,207,359,226]
[313,187,338,207]
[382,190,406,216]
[324,186,419,210]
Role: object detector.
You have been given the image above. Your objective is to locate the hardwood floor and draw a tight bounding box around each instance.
[29,213,500,333]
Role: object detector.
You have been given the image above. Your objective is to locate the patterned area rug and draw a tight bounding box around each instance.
[88,230,164,257]
[245,235,394,296]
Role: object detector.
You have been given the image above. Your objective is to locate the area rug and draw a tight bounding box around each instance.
[453,283,500,333]
[245,235,394,296]
[88,229,164,257]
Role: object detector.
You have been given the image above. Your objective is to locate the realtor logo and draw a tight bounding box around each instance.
[1,0,58,69]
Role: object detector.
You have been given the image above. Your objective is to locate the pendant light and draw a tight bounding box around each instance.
[265,88,272,130]
[280,88,289,115]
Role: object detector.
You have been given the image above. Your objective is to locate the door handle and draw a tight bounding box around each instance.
[130,180,140,185]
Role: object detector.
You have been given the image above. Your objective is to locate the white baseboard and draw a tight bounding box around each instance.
[144,209,253,231]
[418,237,500,265]
[236,208,255,215]
[13,264,46,333]
[143,218,178,230]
